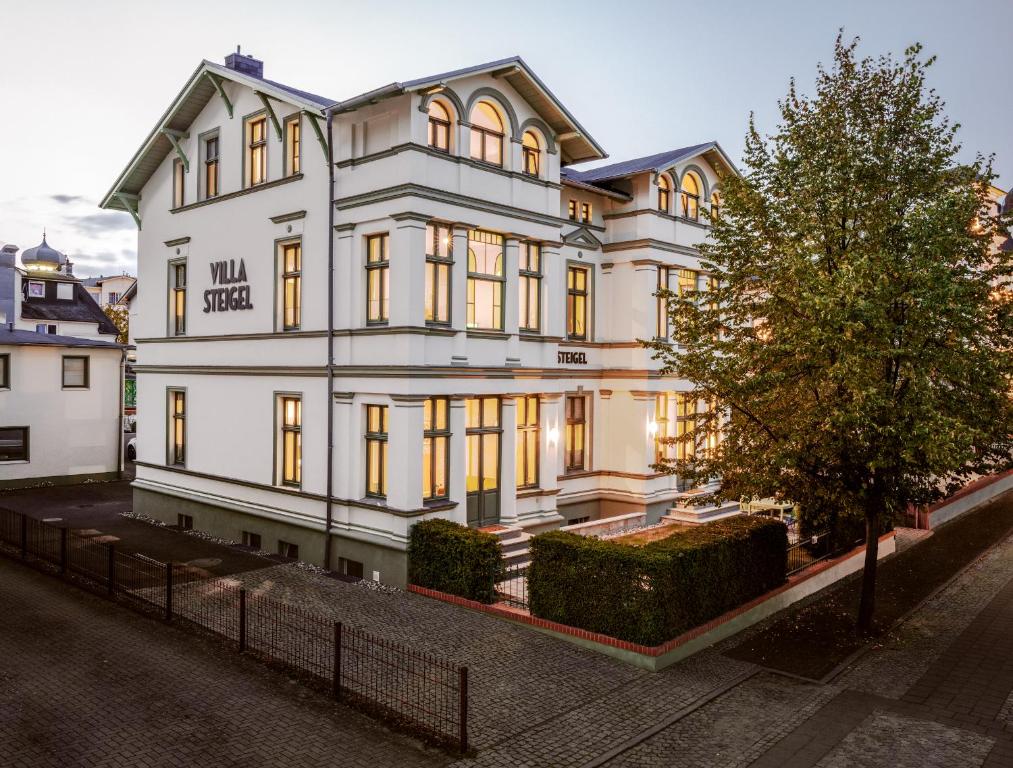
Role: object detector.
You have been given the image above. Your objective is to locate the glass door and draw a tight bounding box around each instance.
[466,397,501,527]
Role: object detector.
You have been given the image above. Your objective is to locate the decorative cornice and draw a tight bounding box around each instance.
[269,210,307,224]
[164,236,191,247]
[171,173,303,214]
[602,239,702,257]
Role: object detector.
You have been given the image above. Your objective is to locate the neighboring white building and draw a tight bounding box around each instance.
[83,273,137,309]
[101,51,736,584]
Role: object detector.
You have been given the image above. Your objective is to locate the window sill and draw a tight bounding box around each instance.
[466,329,508,340]
[0,459,29,464]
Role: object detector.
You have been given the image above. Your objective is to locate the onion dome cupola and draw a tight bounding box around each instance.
[21,233,66,272]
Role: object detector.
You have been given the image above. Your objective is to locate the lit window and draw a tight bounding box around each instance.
[568,200,578,221]
[656,267,696,339]
[366,234,389,324]
[281,242,301,330]
[246,115,268,187]
[522,131,541,176]
[467,230,504,330]
[580,202,592,223]
[469,101,503,166]
[519,242,541,333]
[681,172,701,220]
[423,397,450,501]
[168,389,185,466]
[564,395,588,472]
[62,356,88,389]
[204,135,219,198]
[428,101,451,153]
[365,404,388,498]
[710,191,720,221]
[516,395,539,488]
[675,393,696,461]
[465,397,500,524]
[658,174,671,213]
[172,158,185,208]
[171,261,186,336]
[425,223,452,325]
[655,393,671,463]
[278,395,302,487]
[285,116,301,176]
[566,265,589,340]
[0,427,28,461]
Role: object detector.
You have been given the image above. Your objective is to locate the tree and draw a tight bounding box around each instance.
[645,34,1012,634]
[103,304,129,345]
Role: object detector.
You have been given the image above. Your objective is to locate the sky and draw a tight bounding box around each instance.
[1,0,1009,278]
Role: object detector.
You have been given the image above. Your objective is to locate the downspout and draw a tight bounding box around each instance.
[117,347,126,479]
[324,105,335,571]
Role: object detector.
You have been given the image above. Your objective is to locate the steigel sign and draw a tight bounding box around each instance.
[203,258,254,313]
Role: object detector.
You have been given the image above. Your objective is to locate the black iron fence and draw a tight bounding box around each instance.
[0,508,468,753]
[495,562,529,609]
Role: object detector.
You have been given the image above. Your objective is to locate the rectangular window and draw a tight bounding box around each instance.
[242,531,262,549]
[204,135,219,198]
[0,427,28,461]
[285,115,301,176]
[278,395,302,487]
[425,223,453,325]
[366,234,389,324]
[171,261,187,336]
[565,395,588,472]
[655,393,672,463]
[566,265,590,340]
[172,158,185,208]
[422,397,450,501]
[246,115,268,187]
[466,230,504,331]
[568,200,577,221]
[365,405,388,498]
[675,392,697,461]
[108,292,119,305]
[177,514,193,531]
[62,356,88,389]
[56,283,73,301]
[27,281,45,299]
[519,242,541,333]
[339,557,364,579]
[280,241,302,330]
[516,395,539,488]
[0,354,8,389]
[35,324,56,335]
[580,202,591,223]
[278,540,299,559]
[168,389,186,466]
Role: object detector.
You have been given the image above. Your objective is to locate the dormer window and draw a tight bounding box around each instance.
[57,283,73,301]
[428,101,451,153]
[245,115,268,187]
[469,102,503,166]
[27,281,45,299]
[658,174,672,213]
[522,131,541,176]
[681,172,701,220]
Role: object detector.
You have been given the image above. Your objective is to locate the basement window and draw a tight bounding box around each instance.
[177,513,194,530]
[242,531,262,549]
[278,540,299,559]
[338,557,364,579]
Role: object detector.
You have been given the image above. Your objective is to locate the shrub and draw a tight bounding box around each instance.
[528,515,787,646]
[408,519,503,603]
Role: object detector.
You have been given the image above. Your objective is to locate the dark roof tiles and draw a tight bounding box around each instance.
[0,328,124,349]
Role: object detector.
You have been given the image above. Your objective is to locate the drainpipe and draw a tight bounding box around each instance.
[324,105,335,571]
[117,347,126,479]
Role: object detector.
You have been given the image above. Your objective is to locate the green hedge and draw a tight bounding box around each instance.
[528,516,787,646]
[408,519,503,603]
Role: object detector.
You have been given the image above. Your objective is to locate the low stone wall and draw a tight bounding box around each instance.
[925,471,1013,529]
[560,511,646,537]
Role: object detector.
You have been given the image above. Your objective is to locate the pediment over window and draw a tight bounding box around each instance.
[562,227,603,250]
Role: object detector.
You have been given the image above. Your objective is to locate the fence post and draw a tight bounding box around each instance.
[20,514,27,559]
[165,562,173,622]
[107,545,116,595]
[60,527,68,575]
[238,589,247,652]
[333,622,342,702]
[459,666,469,754]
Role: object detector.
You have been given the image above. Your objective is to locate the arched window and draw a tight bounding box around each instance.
[428,101,451,153]
[710,191,721,222]
[658,174,672,213]
[469,101,504,166]
[681,172,701,220]
[522,131,541,176]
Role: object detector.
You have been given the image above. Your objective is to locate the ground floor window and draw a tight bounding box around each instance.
[277,395,302,487]
[62,355,89,388]
[365,404,389,498]
[0,427,28,461]
[168,389,186,466]
[564,394,588,472]
[423,397,449,501]
[516,395,539,488]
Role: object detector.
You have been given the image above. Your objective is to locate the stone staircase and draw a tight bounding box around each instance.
[485,525,533,569]
[662,487,741,525]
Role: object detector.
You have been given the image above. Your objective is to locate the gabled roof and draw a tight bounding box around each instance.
[101,61,333,213]
[565,141,738,184]
[0,328,125,350]
[21,280,119,335]
[332,56,607,165]
[559,171,632,201]
[118,281,137,304]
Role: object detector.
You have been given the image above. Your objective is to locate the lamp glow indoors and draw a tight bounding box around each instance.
[547,426,560,445]
[647,420,659,437]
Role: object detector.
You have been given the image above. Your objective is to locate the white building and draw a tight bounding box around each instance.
[101,51,735,584]
[0,237,125,487]
[83,273,137,309]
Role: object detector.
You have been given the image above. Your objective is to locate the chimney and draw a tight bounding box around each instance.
[225,45,263,79]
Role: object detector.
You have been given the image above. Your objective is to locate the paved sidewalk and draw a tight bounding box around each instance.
[0,557,447,768]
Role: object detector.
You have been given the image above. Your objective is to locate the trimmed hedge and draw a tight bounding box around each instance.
[528,516,787,646]
[408,519,503,603]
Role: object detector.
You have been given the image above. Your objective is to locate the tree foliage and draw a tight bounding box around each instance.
[103,304,129,345]
[644,34,1012,631]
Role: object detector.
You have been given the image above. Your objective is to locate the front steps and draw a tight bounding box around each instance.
[482,525,532,569]
[663,499,741,525]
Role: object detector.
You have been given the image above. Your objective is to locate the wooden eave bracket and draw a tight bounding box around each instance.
[115,192,141,230]
[161,128,190,173]
[302,111,329,161]
[254,91,284,141]
[204,71,234,119]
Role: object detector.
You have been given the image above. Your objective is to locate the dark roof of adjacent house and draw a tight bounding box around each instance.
[559,170,632,201]
[21,281,119,335]
[0,327,124,349]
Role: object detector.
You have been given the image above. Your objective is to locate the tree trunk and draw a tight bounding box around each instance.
[857,506,880,635]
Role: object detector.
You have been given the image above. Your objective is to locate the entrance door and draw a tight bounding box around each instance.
[466,397,501,527]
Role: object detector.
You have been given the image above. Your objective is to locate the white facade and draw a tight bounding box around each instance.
[104,53,735,583]
[84,274,136,309]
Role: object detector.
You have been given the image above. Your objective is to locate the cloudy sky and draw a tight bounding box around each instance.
[2,0,1009,278]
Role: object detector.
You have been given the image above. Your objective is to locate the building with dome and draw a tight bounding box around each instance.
[0,234,126,488]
